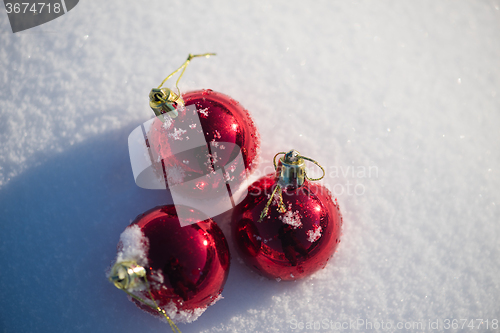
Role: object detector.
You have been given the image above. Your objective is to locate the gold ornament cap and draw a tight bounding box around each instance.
[108,260,182,332]
[149,53,215,123]
[273,150,325,189]
[149,88,183,121]
[275,150,306,188]
[109,261,147,290]
[258,150,325,223]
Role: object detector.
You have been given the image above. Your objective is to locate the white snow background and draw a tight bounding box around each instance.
[1,1,499,332]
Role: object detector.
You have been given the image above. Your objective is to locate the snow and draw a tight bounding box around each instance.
[279,205,303,229]
[114,224,149,268]
[162,116,174,130]
[198,107,209,117]
[168,127,188,141]
[161,295,224,325]
[1,1,500,332]
[162,301,208,325]
[110,225,214,324]
[306,226,322,243]
[165,164,186,185]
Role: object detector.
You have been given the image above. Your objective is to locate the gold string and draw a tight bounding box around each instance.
[157,53,216,101]
[273,151,325,181]
[144,278,181,333]
[301,156,325,181]
[273,152,286,170]
[258,151,325,222]
[258,184,286,223]
[111,266,181,333]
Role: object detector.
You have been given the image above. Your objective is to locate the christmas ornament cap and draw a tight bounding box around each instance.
[232,150,342,281]
[274,150,326,189]
[149,53,216,123]
[109,261,147,291]
[149,87,184,121]
[108,260,181,332]
[258,150,326,223]
[275,150,306,189]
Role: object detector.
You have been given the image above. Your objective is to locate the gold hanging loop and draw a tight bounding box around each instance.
[157,53,216,96]
[300,155,326,181]
[273,152,287,170]
[150,53,216,122]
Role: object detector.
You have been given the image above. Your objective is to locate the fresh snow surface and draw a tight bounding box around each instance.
[1,1,499,332]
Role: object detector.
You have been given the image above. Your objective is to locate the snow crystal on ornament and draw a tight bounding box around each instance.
[211,152,219,164]
[148,270,165,289]
[115,225,149,267]
[198,107,209,117]
[165,165,186,184]
[279,207,303,229]
[168,128,187,141]
[204,152,219,174]
[224,171,234,182]
[272,191,282,207]
[162,116,173,130]
[307,226,322,243]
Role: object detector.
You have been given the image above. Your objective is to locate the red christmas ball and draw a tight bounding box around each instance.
[231,151,342,281]
[147,89,260,198]
[109,205,230,323]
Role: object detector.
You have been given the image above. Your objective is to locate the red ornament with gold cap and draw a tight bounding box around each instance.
[231,150,343,281]
[147,53,260,198]
[108,205,230,330]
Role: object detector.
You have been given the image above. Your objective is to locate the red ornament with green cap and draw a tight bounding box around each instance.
[232,150,343,281]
